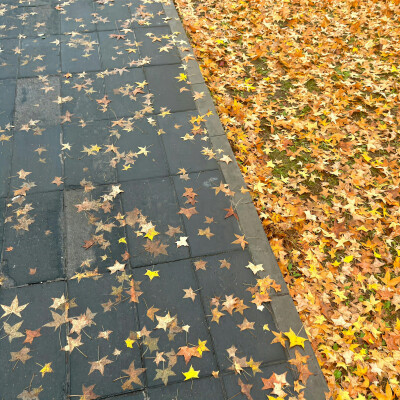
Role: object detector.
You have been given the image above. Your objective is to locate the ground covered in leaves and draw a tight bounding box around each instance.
[0,0,321,399]
[174,0,400,398]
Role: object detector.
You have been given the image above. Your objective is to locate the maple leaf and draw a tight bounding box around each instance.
[143,239,168,256]
[284,328,308,348]
[178,207,198,219]
[237,318,255,331]
[80,385,97,400]
[177,346,199,364]
[146,306,159,321]
[108,260,126,274]
[176,236,189,247]
[89,356,113,375]
[4,321,24,342]
[144,269,160,281]
[183,365,199,380]
[238,378,253,400]
[10,346,32,364]
[126,279,143,303]
[245,262,264,274]
[232,234,248,250]
[17,387,43,400]
[121,361,146,389]
[40,362,53,377]
[154,366,176,385]
[155,312,175,331]
[1,296,28,318]
[198,227,214,239]
[183,287,197,301]
[24,328,41,344]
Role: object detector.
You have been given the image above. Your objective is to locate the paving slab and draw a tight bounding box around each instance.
[2,191,64,285]
[67,274,143,398]
[0,281,67,399]
[14,76,61,129]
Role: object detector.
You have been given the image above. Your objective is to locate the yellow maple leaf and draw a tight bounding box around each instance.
[284,328,307,348]
[144,270,159,281]
[40,362,53,377]
[183,365,199,380]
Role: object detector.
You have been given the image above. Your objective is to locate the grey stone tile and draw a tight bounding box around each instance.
[21,6,60,36]
[10,126,62,194]
[104,67,150,118]
[147,376,225,399]
[60,71,108,121]
[19,35,60,78]
[2,191,64,285]
[93,1,132,31]
[0,79,15,127]
[114,118,169,182]
[98,30,140,70]
[64,185,127,278]
[156,111,218,174]
[68,274,143,397]
[173,170,244,257]
[0,138,12,198]
[0,281,67,399]
[195,251,287,371]
[14,76,61,129]
[132,259,218,387]
[130,1,168,27]
[223,363,296,400]
[121,177,189,267]
[144,64,196,113]
[134,26,180,66]
[0,8,23,40]
[0,38,19,79]
[63,121,117,187]
[61,32,101,73]
[61,0,95,33]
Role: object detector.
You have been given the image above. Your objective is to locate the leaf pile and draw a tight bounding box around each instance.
[174,0,400,398]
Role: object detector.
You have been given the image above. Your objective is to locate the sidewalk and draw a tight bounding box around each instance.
[0,0,328,398]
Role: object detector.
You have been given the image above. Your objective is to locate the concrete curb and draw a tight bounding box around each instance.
[161,1,330,398]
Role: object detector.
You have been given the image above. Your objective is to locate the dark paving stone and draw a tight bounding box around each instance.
[0,8,24,39]
[94,1,132,31]
[134,26,180,66]
[130,1,168,27]
[104,68,149,118]
[21,6,60,37]
[64,185,128,278]
[0,79,16,127]
[14,76,61,129]
[132,259,218,387]
[2,191,64,285]
[144,64,196,113]
[173,170,243,257]
[98,30,141,70]
[0,138,12,198]
[61,32,101,73]
[223,363,296,400]
[61,0,95,33]
[115,118,169,182]
[19,35,60,78]
[195,251,287,371]
[0,281,67,399]
[60,71,108,121]
[121,177,189,268]
[63,121,117,187]
[157,111,219,174]
[0,38,19,79]
[147,376,225,399]
[10,126,62,194]
[68,274,143,398]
